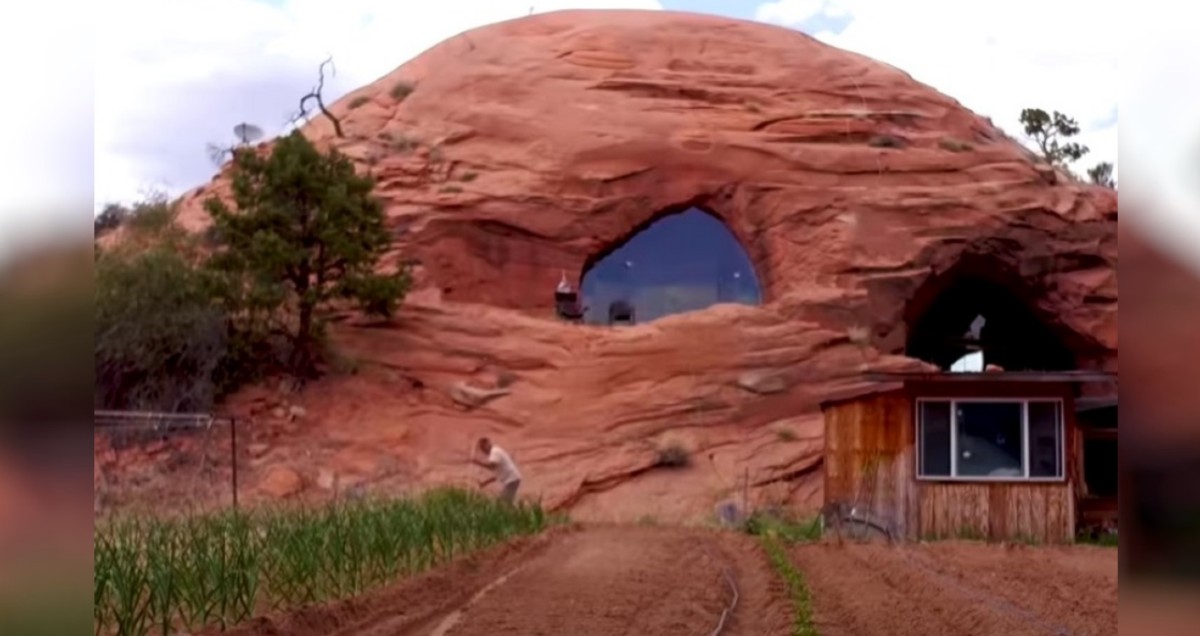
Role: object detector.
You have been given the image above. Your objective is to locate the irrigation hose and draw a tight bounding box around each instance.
[705,547,740,636]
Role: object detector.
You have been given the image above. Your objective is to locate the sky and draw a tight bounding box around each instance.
[85,0,1125,212]
[2,0,1199,273]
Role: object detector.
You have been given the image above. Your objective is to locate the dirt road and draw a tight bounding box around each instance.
[791,540,1118,636]
[222,527,1116,636]
[223,524,791,636]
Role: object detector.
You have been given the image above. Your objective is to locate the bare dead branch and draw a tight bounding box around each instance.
[291,55,345,138]
[206,142,234,167]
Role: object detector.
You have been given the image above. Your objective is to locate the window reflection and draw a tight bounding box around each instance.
[580,208,763,324]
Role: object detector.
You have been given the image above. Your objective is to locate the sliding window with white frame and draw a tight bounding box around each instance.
[916,398,1065,481]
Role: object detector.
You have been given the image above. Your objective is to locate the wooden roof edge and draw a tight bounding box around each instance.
[861,370,1117,384]
[818,381,906,409]
[1076,395,1120,411]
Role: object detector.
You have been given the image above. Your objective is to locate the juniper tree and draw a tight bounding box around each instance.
[204,131,407,377]
[1019,107,1090,169]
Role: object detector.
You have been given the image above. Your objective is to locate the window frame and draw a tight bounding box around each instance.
[915,397,1066,483]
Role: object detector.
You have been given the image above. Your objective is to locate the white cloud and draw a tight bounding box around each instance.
[754,0,1118,179]
[94,0,663,210]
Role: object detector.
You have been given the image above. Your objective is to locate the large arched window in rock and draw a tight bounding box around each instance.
[580,207,762,324]
[905,269,1076,372]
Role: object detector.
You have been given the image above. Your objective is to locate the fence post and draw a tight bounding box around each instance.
[230,417,239,511]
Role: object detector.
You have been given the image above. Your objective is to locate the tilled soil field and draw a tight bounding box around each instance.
[217,524,792,636]
[217,527,1116,636]
[791,540,1118,636]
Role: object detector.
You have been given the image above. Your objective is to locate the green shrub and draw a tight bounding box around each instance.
[94,246,229,412]
[204,131,409,378]
[744,510,823,544]
[124,197,178,235]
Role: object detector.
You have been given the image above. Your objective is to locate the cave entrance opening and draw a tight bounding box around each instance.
[578,206,762,325]
[904,260,1076,372]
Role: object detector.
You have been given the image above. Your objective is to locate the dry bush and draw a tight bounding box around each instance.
[939,137,974,152]
[846,325,871,346]
[391,80,415,101]
[656,440,691,468]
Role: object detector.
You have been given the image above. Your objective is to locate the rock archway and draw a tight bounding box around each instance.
[579,207,762,324]
[904,258,1077,371]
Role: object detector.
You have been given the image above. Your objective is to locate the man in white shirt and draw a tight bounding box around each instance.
[474,437,522,504]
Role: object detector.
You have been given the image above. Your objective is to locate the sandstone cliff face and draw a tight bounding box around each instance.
[168,10,1116,522]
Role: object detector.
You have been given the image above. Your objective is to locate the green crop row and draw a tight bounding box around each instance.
[94,488,549,636]
[761,534,819,636]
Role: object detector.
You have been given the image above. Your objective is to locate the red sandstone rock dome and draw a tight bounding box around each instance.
[171,10,1116,520]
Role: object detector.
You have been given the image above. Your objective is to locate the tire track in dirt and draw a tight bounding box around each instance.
[790,541,1118,636]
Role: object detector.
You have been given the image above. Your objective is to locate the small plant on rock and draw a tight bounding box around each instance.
[656,440,690,469]
[391,80,415,101]
[868,134,904,148]
[939,137,974,152]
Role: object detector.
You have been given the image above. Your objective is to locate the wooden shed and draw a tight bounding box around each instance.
[819,370,1116,544]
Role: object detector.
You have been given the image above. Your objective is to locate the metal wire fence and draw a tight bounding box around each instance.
[93,410,240,517]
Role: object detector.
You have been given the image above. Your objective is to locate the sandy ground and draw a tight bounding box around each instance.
[791,540,1118,636]
[216,527,1117,636]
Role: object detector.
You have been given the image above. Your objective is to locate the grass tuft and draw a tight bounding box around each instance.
[744,510,823,544]
[347,95,371,110]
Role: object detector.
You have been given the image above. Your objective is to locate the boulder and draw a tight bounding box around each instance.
[166,10,1116,523]
[258,466,303,499]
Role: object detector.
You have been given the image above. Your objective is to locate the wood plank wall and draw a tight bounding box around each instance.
[823,390,917,538]
[822,382,1080,544]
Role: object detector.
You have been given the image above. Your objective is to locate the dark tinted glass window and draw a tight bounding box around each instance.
[956,402,1023,477]
[919,401,952,477]
[581,208,761,324]
[1028,401,1063,478]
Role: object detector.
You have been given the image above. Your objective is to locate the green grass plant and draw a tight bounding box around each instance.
[93,488,549,635]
